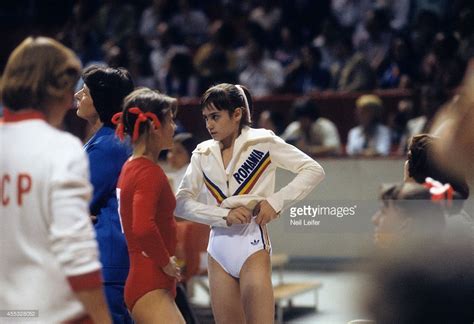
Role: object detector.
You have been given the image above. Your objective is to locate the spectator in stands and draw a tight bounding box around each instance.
[239,40,284,97]
[197,48,238,96]
[124,34,156,88]
[410,10,440,60]
[102,42,128,69]
[378,0,410,31]
[93,0,135,46]
[347,94,391,156]
[194,20,237,79]
[281,98,341,156]
[313,17,344,71]
[149,23,188,89]
[353,7,393,72]
[170,0,209,48]
[160,49,198,98]
[257,110,286,136]
[420,32,466,89]
[139,0,176,48]
[280,0,329,41]
[249,0,282,32]
[234,21,267,72]
[378,36,416,89]
[273,25,301,69]
[57,0,102,66]
[330,36,376,92]
[193,21,238,95]
[411,0,450,24]
[284,44,331,94]
[331,0,372,31]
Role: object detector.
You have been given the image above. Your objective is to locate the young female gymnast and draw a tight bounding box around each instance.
[175,83,325,323]
[114,88,184,323]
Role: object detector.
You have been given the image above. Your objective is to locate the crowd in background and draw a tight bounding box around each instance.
[2,0,474,156]
[53,0,474,98]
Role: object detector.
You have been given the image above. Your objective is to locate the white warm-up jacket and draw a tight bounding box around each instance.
[175,127,325,227]
[1,111,102,323]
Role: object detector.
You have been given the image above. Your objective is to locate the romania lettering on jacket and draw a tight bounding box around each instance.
[233,149,271,195]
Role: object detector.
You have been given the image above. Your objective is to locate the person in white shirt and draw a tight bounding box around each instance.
[281,98,341,156]
[347,94,391,156]
[239,40,284,97]
[0,36,111,324]
[175,83,325,323]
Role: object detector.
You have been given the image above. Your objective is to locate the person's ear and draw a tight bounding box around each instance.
[148,121,160,138]
[233,107,243,122]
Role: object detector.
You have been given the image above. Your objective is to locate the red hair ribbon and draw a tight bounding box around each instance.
[111,112,125,141]
[423,177,454,205]
[128,107,161,142]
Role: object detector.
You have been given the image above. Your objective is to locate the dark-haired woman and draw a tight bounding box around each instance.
[175,83,325,323]
[75,65,135,323]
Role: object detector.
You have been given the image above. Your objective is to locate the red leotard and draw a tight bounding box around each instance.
[117,157,177,311]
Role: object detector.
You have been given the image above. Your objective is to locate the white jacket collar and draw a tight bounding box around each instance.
[193,127,275,155]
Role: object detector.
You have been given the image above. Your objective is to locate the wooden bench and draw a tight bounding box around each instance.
[271,254,322,323]
[273,281,322,324]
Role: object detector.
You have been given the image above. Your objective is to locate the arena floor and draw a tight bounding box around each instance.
[190,270,368,324]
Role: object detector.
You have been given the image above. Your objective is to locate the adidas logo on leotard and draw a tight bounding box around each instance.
[250,239,260,245]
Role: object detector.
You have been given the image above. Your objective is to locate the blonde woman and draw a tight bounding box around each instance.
[0,37,111,323]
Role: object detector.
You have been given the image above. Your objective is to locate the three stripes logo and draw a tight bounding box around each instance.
[250,239,260,245]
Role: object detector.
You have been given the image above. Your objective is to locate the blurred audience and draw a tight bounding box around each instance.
[48,0,474,98]
[330,37,376,92]
[347,95,391,156]
[257,110,286,136]
[160,49,198,98]
[239,40,284,97]
[285,44,331,94]
[281,98,341,156]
